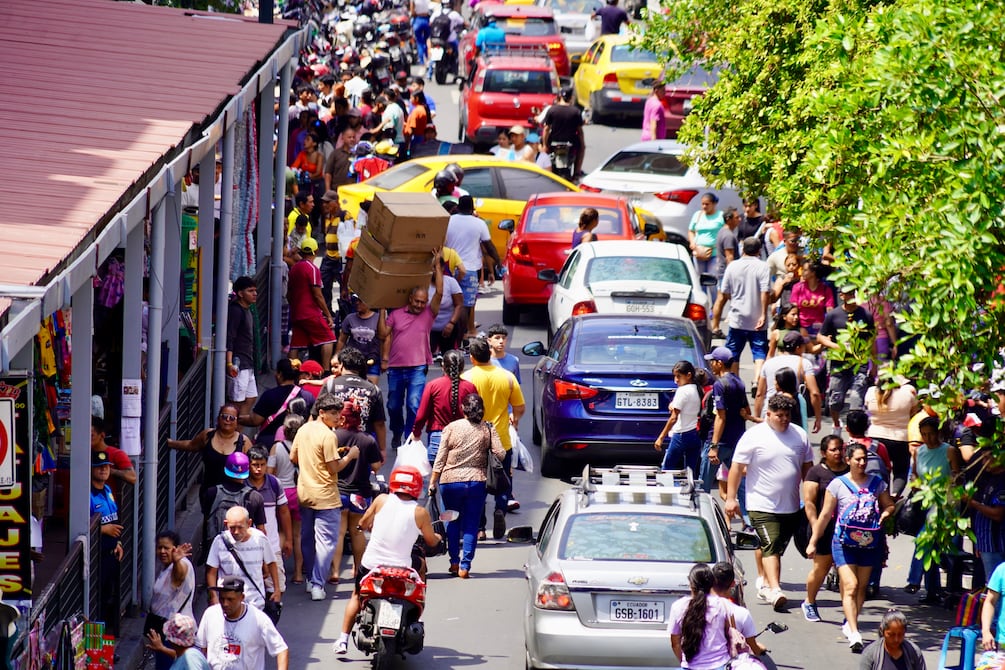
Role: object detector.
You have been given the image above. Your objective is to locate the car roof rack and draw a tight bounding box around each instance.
[574,465,699,510]
[482,43,552,61]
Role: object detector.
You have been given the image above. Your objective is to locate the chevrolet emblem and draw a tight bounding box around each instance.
[627,576,649,586]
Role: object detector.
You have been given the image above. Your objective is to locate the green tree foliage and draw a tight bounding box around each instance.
[639,0,1005,562]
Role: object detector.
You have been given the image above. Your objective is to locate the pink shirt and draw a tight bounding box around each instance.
[640,95,667,142]
[789,281,834,329]
[386,306,435,367]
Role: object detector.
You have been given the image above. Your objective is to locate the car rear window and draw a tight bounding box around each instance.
[524,205,623,234]
[572,321,702,368]
[609,45,658,63]
[548,0,595,12]
[497,17,557,36]
[600,151,688,177]
[365,163,428,190]
[585,256,691,285]
[483,69,555,94]
[560,513,713,562]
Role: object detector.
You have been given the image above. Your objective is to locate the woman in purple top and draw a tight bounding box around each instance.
[669,563,732,670]
[640,81,667,141]
[571,208,600,248]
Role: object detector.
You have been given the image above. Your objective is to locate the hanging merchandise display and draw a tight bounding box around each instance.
[232,105,260,279]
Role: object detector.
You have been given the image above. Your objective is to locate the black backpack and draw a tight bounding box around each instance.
[698,386,716,442]
[206,484,252,540]
[430,13,452,41]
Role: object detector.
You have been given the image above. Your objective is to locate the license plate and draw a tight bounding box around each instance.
[610,599,664,623]
[624,300,655,313]
[430,46,444,61]
[614,392,659,409]
[376,602,403,629]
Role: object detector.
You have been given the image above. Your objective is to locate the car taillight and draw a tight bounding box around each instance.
[579,183,602,193]
[684,303,707,321]
[553,379,599,401]
[547,42,563,52]
[602,72,619,88]
[571,300,596,316]
[510,241,533,266]
[536,572,575,611]
[654,189,699,204]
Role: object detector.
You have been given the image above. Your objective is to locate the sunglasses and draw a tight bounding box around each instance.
[219,414,238,422]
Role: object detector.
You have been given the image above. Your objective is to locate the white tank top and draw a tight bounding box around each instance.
[362,494,421,569]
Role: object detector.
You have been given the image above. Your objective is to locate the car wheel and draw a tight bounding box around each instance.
[502,297,521,325]
[458,118,466,143]
[531,409,542,446]
[589,92,606,125]
[540,446,564,479]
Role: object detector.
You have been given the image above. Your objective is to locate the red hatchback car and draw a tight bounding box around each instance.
[499,192,662,325]
[460,3,571,78]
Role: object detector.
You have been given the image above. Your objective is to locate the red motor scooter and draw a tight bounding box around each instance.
[353,565,427,670]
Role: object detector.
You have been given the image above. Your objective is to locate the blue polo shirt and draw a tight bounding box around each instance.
[90,485,119,524]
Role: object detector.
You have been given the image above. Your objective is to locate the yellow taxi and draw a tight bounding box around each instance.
[572,34,663,122]
[337,154,579,259]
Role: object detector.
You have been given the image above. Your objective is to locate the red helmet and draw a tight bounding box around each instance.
[389,466,423,499]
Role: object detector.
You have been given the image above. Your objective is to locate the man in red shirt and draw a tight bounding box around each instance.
[91,417,137,496]
[289,238,338,368]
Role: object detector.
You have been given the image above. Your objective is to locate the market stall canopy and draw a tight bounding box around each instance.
[0,0,296,325]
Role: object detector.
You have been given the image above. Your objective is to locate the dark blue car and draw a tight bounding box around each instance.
[522,314,709,478]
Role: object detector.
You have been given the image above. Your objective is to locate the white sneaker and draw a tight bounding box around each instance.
[306,581,313,594]
[311,586,326,601]
[756,577,768,602]
[770,588,787,612]
[841,620,851,640]
[849,632,864,653]
[333,640,348,655]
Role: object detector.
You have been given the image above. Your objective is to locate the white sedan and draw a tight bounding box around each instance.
[538,239,716,346]
[579,140,743,238]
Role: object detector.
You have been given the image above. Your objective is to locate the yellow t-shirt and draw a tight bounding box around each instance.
[290,419,341,510]
[287,207,312,239]
[441,246,465,278]
[462,364,525,451]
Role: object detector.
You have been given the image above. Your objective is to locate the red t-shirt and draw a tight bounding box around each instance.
[288,259,324,320]
[412,375,478,435]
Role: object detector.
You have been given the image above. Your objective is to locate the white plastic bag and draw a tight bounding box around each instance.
[510,425,534,474]
[394,435,432,478]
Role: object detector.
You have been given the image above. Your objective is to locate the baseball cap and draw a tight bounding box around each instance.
[300,237,319,254]
[703,346,734,364]
[781,330,806,351]
[527,132,541,143]
[508,125,526,136]
[299,360,324,375]
[163,614,198,647]
[209,576,245,593]
[92,451,111,468]
[321,190,339,202]
[224,451,250,480]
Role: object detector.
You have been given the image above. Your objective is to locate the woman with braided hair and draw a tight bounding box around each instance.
[669,563,733,669]
[411,349,477,464]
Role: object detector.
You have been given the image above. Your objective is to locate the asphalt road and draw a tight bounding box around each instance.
[273,76,962,670]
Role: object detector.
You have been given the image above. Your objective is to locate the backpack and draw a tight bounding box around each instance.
[430,13,452,41]
[849,437,890,483]
[697,386,716,443]
[207,484,252,540]
[836,475,883,550]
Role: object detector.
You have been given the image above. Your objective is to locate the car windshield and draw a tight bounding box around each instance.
[585,256,691,285]
[601,151,688,177]
[524,205,622,233]
[496,17,557,36]
[483,69,555,94]
[609,45,658,63]
[572,321,701,369]
[560,513,713,562]
[365,163,428,189]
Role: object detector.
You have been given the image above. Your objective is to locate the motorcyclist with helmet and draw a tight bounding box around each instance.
[541,87,585,180]
[432,170,459,212]
[333,466,442,655]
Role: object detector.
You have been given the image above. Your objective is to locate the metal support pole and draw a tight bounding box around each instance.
[270,61,293,367]
[197,150,216,427]
[121,216,144,607]
[213,122,237,413]
[142,199,167,607]
[164,184,182,529]
[257,85,276,268]
[69,277,94,615]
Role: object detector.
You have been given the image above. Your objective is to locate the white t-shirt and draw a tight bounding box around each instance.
[430,276,463,330]
[758,354,804,412]
[669,384,701,433]
[207,528,276,609]
[445,213,491,270]
[268,440,298,489]
[196,602,288,670]
[732,421,812,514]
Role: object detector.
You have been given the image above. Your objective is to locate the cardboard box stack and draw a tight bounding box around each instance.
[349,192,449,308]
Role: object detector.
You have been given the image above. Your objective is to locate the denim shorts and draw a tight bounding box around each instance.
[340,493,372,514]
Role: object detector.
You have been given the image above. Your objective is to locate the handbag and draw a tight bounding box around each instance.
[482,424,511,496]
[895,492,926,537]
[221,534,282,625]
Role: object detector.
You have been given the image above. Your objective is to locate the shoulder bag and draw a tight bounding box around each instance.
[482,424,511,496]
[220,533,282,625]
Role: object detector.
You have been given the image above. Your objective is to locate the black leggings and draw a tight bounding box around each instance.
[882,438,911,496]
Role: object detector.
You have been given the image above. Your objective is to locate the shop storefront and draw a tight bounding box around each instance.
[0,0,302,663]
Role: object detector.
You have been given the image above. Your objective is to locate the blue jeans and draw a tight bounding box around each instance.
[300,506,342,589]
[412,16,430,63]
[387,365,428,439]
[699,441,735,493]
[440,481,487,570]
[983,551,1005,584]
[907,523,952,594]
[426,430,442,464]
[661,429,701,478]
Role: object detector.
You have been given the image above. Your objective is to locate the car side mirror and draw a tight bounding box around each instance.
[732,530,761,550]
[505,525,536,543]
[642,222,661,237]
[522,341,546,357]
[699,273,718,287]
[498,219,515,232]
[537,269,559,284]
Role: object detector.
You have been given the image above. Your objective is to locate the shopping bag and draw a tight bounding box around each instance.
[510,425,534,473]
[394,435,432,478]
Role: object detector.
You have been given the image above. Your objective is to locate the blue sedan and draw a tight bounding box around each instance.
[522,314,710,479]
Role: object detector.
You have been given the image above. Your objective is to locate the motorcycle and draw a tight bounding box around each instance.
[548,140,576,181]
[385,33,410,76]
[429,37,457,84]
